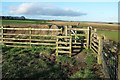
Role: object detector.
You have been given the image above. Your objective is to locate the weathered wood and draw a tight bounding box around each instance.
[75,30,77,43]
[3,33,57,37]
[69,37,72,57]
[86,27,90,48]
[64,26,68,36]
[89,26,92,49]
[56,36,71,38]
[94,29,97,32]
[29,27,31,47]
[91,41,99,48]
[3,38,56,42]
[3,41,31,44]
[68,28,88,31]
[31,39,56,42]
[91,45,98,54]
[3,41,56,46]
[31,43,56,46]
[31,34,57,37]
[57,47,70,49]
[58,51,70,53]
[5,45,30,48]
[56,42,70,44]
[3,33,29,36]
[97,36,103,64]
[56,37,58,56]
[3,38,29,41]
[1,26,3,45]
[72,46,81,48]
[3,28,61,31]
[91,47,98,55]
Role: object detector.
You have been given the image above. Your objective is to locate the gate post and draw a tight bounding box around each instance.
[64,25,68,36]
[69,36,72,57]
[56,37,58,56]
[87,27,90,48]
[89,26,92,49]
[29,27,31,48]
[97,36,103,64]
[1,26,3,45]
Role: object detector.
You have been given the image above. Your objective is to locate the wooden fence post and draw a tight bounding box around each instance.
[64,25,68,36]
[69,36,72,57]
[87,27,90,48]
[75,30,77,43]
[97,36,103,64]
[56,37,58,56]
[69,25,72,36]
[1,26,3,45]
[89,26,92,49]
[29,27,31,48]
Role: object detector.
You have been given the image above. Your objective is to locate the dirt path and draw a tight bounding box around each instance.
[74,52,86,63]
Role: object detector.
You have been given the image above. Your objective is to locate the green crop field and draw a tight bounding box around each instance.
[97,30,119,42]
[1,19,49,25]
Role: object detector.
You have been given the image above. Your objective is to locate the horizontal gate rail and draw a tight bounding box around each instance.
[0,27,62,31]
[90,29,103,64]
[1,26,61,48]
[68,28,88,31]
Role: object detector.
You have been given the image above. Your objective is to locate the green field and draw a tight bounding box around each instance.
[97,30,119,42]
[1,19,49,25]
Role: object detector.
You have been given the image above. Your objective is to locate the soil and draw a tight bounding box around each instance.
[74,52,86,63]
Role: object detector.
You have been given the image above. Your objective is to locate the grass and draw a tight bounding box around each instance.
[97,30,119,42]
[1,19,49,25]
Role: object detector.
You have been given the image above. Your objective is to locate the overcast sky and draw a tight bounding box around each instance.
[1,2,118,22]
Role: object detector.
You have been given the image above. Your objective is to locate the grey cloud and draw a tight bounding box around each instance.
[10,3,87,17]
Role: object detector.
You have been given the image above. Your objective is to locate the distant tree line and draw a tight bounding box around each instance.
[0,16,26,20]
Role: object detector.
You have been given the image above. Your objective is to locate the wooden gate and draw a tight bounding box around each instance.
[56,25,91,57]
[90,29,103,64]
[56,36,72,57]
[0,26,62,48]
